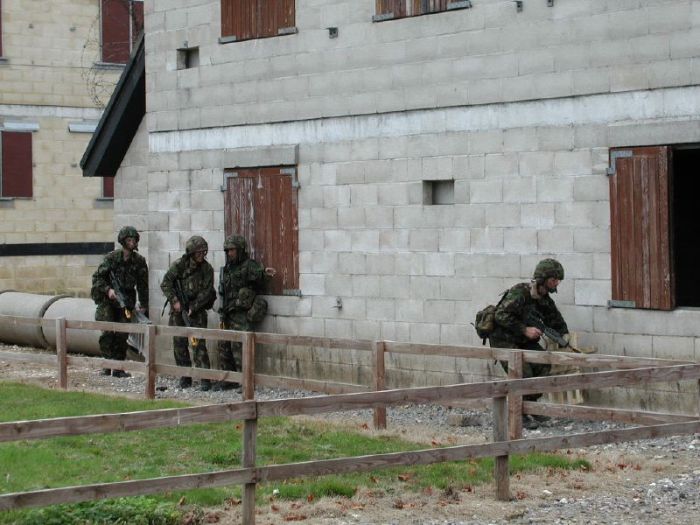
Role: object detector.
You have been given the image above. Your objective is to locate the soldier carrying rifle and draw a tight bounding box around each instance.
[91,226,149,378]
[488,258,569,429]
[160,236,216,390]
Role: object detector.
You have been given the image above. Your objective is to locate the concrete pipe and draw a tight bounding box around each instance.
[0,291,67,349]
[43,297,100,356]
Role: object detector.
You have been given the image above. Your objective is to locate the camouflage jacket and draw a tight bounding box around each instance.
[91,249,149,309]
[492,282,568,346]
[160,255,216,314]
[218,256,265,316]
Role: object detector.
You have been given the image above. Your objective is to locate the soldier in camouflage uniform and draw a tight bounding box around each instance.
[490,258,569,428]
[91,226,149,378]
[215,235,275,391]
[160,236,216,390]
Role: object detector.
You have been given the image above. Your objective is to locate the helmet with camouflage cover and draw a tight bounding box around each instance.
[185,235,208,255]
[117,226,140,245]
[223,234,247,253]
[533,258,565,281]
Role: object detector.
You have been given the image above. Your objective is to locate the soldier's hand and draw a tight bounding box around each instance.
[107,289,117,301]
[265,267,277,277]
[524,326,543,340]
[173,300,182,313]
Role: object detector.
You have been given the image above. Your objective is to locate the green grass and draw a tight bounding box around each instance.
[0,381,590,524]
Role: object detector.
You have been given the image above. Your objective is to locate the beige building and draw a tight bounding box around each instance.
[0,0,142,295]
[88,1,700,412]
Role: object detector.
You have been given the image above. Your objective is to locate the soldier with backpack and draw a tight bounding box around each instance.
[215,235,275,391]
[477,258,569,429]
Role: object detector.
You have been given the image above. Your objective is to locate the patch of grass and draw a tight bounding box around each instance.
[0,381,590,524]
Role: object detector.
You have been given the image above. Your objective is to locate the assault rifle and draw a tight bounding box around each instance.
[525,310,579,352]
[173,279,199,348]
[218,267,226,329]
[110,271,150,353]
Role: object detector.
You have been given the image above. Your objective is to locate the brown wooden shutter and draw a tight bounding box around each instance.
[222,0,295,40]
[131,0,144,48]
[609,146,673,310]
[376,0,407,18]
[101,0,130,63]
[103,176,114,199]
[224,167,299,295]
[1,131,33,198]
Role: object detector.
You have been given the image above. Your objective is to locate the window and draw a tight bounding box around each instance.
[176,47,199,70]
[220,0,296,43]
[101,0,143,64]
[608,145,700,310]
[423,180,454,205]
[223,166,299,295]
[373,0,472,21]
[0,131,33,198]
[102,176,114,199]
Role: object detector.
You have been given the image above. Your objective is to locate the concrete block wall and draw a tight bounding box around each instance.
[146,0,700,132]
[0,0,121,295]
[0,0,121,108]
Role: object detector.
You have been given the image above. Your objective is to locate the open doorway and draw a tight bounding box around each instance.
[672,146,700,307]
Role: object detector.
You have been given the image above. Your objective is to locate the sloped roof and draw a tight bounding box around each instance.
[80,34,145,178]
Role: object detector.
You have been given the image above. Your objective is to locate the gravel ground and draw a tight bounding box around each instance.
[2,343,700,524]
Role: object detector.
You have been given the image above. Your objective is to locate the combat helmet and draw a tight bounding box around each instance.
[533,258,565,281]
[117,226,140,245]
[185,235,208,255]
[223,234,247,253]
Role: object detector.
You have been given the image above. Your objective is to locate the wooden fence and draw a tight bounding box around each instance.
[1,314,699,524]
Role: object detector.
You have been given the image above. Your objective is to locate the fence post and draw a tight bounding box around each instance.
[373,340,387,430]
[242,332,257,525]
[493,395,510,501]
[508,351,524,440]
[144,325,157,400]
[55,317,68,390]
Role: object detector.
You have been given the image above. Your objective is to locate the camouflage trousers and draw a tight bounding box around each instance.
[217,313,252,372]
[489,338,551,402]
[95,302,130,361]
[169,309,210,370]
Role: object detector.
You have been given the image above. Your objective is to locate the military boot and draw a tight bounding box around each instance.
[199,379,212,392]
[112,370,131,378]
[179,377,192,389]
[100,368,112,376]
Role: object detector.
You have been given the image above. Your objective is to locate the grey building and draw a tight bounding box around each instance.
[84,1,700,412]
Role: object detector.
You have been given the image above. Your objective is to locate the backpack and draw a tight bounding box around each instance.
[473,291,508,344]
[473,305,497,344]
[246,296,268,324]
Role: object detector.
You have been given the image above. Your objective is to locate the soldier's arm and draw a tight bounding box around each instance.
[160,262,179,304]
[92,256,114,298]
[136,258,149,311]
[494,289,529,336]
[543,297,568,334]
[190,265,216,313]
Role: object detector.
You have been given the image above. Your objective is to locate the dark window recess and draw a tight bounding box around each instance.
[224,166,299,295]
[101,0,143,64]
[102,176,114,198]
[1,131,33,198]
[374,0,471,21]
[176,47,199,70]
[671,147,700,307]
[221,0,295,42]
[423,180,454,205]
[609,146,673,310]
